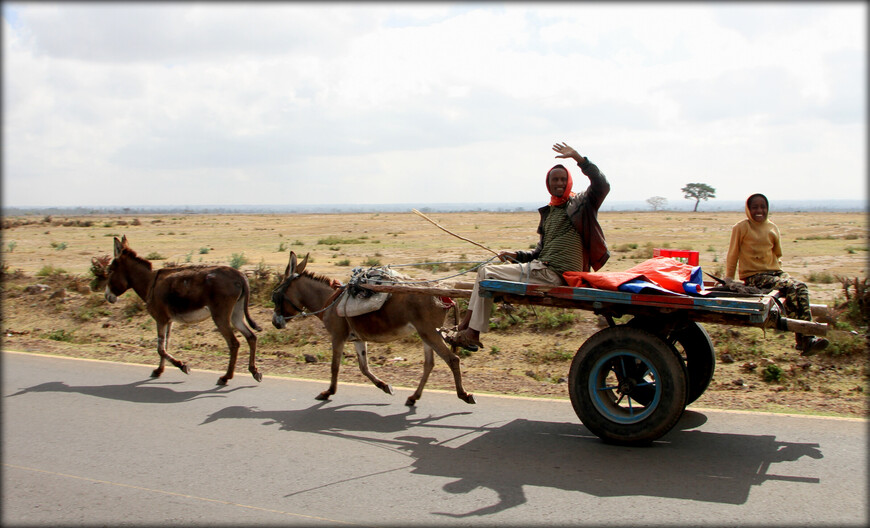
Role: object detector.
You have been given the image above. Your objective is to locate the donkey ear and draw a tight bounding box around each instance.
[296,253,309,274]
[113,237,124,257]
[285,251,297,278]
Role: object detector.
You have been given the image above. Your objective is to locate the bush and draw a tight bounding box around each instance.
[122,299,146,319]
[145,252,165,260]
[44,329,75,342]
[36,265,67,277]
[807,271,836,284]
[614,243,638,252]
[762,364,784,382]
[531,308,576,330]
[318,236,365,245]
[825,333,866,357]
[229,252,249,269]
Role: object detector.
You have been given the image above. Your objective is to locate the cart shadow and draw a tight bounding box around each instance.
[201,404,823,515]
[5,378,254,404]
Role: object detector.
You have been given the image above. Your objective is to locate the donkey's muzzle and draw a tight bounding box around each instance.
[104,287,118,304]
[272,312,286,329]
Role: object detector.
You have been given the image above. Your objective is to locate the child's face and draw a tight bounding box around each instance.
[748,196,768,222]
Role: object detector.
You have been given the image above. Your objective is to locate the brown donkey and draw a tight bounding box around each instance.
[103,236,262,385]
[271,251,475,406]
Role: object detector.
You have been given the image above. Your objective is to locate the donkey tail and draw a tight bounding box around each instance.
[241,276,263,332]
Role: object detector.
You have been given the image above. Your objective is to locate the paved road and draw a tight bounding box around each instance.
[3,351,866,526]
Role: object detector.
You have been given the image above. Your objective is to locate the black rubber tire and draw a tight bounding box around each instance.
[628,318,716,405]
[568,326,688,446]
[668,322,716,404]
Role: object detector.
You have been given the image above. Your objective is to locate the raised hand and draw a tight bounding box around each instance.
[552,142,579,160]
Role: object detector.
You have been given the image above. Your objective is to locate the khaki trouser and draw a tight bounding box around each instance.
[468,260,565,333]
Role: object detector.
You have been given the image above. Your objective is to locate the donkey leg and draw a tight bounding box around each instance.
[154,321,189,377]
[405,344,435,407]
[214,319,240,386]
[316,339,346,400]
[243,328,261,382]
[420,329,475,404]
[233,303,261,382]
[352,341,394,396]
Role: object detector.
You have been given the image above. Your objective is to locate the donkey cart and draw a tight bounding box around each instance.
[361,278,829,446]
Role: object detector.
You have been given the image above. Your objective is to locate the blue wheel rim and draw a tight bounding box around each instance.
[588,349,661,424]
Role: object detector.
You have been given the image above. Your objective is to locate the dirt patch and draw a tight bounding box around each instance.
[2,270,866,418]
[1,212,867,418]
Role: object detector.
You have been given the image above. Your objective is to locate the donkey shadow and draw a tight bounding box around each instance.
[5,378,253,404]
[202,404,824,516]
[201,401,475,435]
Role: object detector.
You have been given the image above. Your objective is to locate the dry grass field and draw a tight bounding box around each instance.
[2,210,867,417]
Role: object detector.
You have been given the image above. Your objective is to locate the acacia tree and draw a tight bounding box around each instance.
[646,196,667,211]
[681,183,716,212]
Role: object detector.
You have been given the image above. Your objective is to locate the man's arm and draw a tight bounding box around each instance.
[555,142,609,208]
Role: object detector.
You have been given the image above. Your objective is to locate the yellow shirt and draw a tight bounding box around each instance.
[725,215,782,281]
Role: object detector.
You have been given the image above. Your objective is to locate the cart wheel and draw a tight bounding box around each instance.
[669,322,716,405]
[628,319,716,405]
[569,326,688,446]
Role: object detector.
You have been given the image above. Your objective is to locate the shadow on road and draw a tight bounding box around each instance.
[201,403,823,516]
[5,378,254,404]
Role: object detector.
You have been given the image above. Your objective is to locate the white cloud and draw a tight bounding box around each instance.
[2,2,865,207]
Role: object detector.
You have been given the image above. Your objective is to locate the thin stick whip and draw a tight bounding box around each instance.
[411,209,499,256]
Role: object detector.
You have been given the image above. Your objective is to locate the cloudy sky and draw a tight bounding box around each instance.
[2,2,866,208]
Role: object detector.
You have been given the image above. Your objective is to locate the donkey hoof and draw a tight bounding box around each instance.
[150,369,162,378]
[404,397,417,407]
[382,384,394,396]
[252,372,263,383]
[464,394,476,405]
[216,378,228,386]
[180,364,191,375]
[315,392,331,401]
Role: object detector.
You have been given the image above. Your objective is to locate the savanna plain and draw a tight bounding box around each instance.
[1,210,867,418]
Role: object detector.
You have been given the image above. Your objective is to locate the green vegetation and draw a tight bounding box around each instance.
[317,236,367,245]
[122,299,146,319]
[806,271,836,284]
[762,364,784,383]
[44,329,75,342]
[36,265,67,277]
[229,252,249,269]
[613,243,638,252]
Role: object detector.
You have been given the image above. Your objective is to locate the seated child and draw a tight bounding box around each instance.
[725,193,828,356]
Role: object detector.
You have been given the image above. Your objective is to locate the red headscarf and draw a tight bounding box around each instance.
[546,165,575,206]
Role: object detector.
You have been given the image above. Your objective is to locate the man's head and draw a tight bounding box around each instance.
[547,165,571,199]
